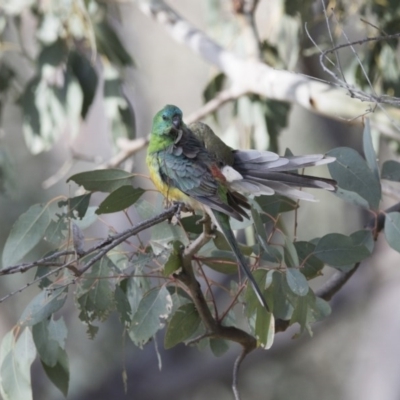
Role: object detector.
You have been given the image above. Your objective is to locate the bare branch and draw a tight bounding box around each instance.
[137,0,400,138]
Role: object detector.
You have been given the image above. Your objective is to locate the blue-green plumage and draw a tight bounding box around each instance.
[147,105,270,311]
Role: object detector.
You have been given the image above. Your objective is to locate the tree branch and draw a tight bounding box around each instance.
[137,0,400,138]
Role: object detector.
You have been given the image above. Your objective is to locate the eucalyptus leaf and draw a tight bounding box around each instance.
[255,306,274,349]
[362,119,379,180]
[164,303,201,349]
[129,287,172,346]
[384,212,400,253]
[0,328,36,400]
[96,186,144,214]
[328,147,381,210]
[76,257,115,331]
[294,241,324,279]
[32,317,67,367]
[41,348,69,397]
[19,287,67,327]
[286,268,309,297]
[314,232,372,266]
[67,169,135,192]
[382,160,400,182]
[2,203,52,267]
[58,193,91,219]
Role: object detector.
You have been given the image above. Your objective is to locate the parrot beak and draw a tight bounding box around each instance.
[172,115,181,129]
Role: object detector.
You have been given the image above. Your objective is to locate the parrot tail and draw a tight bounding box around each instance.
[209,208,270,312]
[229,150,337,201]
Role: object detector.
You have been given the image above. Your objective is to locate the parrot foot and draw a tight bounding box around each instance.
[195,214,210,225]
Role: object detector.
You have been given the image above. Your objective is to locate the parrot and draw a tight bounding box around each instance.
[146,105,336,312]
[189,121,336,201]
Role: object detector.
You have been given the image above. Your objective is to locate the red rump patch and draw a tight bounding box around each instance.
[210,164,226,182]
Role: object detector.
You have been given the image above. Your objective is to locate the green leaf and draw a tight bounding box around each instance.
[255,194,297,216]
[309,297,331,323]
[244,269,268,316]
[333,187,370,209]
[314,232,372,266]
[164,303,201,349]
[251,207,268,243]
[96,186,144,214]
[263,99,291,152]
[286,268,309,297]
[67,169,134,192]
[255,306,274,349]
[41,348,69,397]
[201,251,238,274]
[114,283,132,326]
[164,241,183,276]
[126,277,144,319]
[350,229,374,254]
[290,290,315,335]
[209,339,229,357]
[103,72,136,145]
[21,73,81,154]
[179,215,203,234]
[283,236,299,268]
[328,147,381,210]
[0,328,36,400]
[264,270,294,320]
[2,203,52,267]
[44,217,68,246]
[129,287,172,346]
[95,20,134,67]
[32,317,67,367]
[19,287,67,327]
[67,50,98,118]
[382,160,400,182]
[38,38,67,67]
[150,221,188,255]
[213,231,252,255]
[362,119,379,180]
[203,73,225,121]
[384,212,400,253]
[72,206,97,230]
[58,193,91,219]
[76,257,115,335]
[294,241,324,279]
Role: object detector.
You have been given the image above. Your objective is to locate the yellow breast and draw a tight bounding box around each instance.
[146,153,202,210]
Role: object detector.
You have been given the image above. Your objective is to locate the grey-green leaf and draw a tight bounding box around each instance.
[0,328,36,400]
[362,119,379,180]
[32,317,67,367]
[96,186,144,214]
[314,232,372,266]
[2,203,52,267]
[294,241,324,279]
[286,268,309,296]
[385,212,400,253]
[255,306,274,349]
[19,288,67,327]
[129,287,172,346]
[382,160,400,182]
[67,169,134,192]
[164,303,201,349]
[328,147,381,210]
[41,348,69,397]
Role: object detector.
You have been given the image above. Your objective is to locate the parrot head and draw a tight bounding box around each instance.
[151,105,183,136]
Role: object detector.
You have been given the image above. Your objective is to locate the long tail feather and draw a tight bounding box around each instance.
[209,208,270,312]
[232,150,336,199]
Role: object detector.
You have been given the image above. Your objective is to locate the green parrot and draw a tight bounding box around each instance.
[146,105,336,312]
[189,121,336,201]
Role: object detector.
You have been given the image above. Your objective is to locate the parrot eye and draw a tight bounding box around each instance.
[162,115,168,121]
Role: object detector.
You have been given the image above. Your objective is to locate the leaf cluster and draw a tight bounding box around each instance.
[1,119,400,397]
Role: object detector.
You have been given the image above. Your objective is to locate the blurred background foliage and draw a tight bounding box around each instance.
[0,0,400,399]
